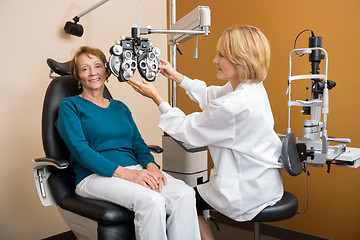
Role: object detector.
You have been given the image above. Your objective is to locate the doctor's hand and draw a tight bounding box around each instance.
[158,58,184,84]
[128,79,164,106]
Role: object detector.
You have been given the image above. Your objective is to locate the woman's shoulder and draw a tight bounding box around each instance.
[111,99,127,107]
[110,99,131,112]
[60,95,81,106]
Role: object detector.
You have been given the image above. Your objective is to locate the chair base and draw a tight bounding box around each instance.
[57,206,136,240]
[254,222,260,240]
[58,207,97,240]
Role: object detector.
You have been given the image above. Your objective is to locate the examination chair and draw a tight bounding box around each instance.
[212,132,303,240]
[32,60,162,239]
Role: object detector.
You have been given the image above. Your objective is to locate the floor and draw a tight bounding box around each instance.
[46,223,324,240]
[46,226,280,240]
[46,218,326,240]
[211,222,280,240]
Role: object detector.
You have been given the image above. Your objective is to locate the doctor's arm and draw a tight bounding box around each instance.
[158,58,226,108]
[158,101,239,148]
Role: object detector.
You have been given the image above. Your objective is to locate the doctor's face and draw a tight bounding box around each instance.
[213,37,239,82]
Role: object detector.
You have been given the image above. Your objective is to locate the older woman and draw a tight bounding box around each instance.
[55,46,201,240]
[128,25,283,240]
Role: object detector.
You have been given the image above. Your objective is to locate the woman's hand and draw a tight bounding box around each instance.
[113,166,160,191]
[146,163,168,192]
[127,79,164,106]
[158,58,184,84]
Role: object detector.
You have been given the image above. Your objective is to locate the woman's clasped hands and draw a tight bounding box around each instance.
[114,163,167,192]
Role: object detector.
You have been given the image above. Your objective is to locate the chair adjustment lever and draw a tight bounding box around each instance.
[36,169,47,198]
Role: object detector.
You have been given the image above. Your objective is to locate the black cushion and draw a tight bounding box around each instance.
[282,132,304,176]
[47,58,71,76]
[251,191,298,222]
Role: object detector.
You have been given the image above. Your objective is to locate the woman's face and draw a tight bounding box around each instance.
[77,53,107,92]
[213,37,239,82]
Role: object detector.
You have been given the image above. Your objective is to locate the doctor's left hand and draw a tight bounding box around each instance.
[146,163,167,192]
[128,79,164,106]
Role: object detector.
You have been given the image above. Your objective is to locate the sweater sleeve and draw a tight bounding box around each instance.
[55,99,119,177]
[124,106,157,168]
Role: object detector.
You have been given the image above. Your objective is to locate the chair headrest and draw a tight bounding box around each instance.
[47,58,71,76]
[281,132,304,176]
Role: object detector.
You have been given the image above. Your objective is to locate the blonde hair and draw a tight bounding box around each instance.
[70,46,111,83]
[221,25,270,83]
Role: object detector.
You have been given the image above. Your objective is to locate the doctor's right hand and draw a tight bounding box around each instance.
[158,58,184,84]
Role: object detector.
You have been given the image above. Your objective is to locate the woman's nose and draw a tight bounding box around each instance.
[212,56,217,64]
[89,67,96,75]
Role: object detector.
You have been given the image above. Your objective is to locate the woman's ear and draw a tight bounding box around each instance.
[105,62,112,78]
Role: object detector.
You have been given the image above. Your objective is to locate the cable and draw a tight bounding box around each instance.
[296,160,309,215]
[293,29,315,56]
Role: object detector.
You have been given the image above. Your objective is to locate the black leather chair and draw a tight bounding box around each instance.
[32,70,162,239]
[211,132,303,240]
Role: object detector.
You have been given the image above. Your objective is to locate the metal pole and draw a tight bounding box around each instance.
[169,0,177,107]
[150,29,206,35]
[77,0,110,19]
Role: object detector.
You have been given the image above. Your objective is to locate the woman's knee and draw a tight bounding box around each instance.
[176,183,196,203]
[143,192,166,210]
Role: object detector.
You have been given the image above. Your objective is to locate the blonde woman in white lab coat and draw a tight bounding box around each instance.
[128,25,283,240]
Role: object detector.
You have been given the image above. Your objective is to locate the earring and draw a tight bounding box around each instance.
[106,78,109,83]
[78,82,82,89]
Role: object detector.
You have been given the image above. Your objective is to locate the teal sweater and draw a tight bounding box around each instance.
[55,95,156,185]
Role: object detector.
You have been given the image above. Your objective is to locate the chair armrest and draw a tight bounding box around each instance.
[62,195,135,225]
[32,157,69,170]
[148,145,163,154]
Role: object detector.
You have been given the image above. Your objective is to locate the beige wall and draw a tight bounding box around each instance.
[0,0,167,239]
[175,0,360,239]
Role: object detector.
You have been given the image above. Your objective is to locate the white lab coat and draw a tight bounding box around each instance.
[158,76,283,221]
